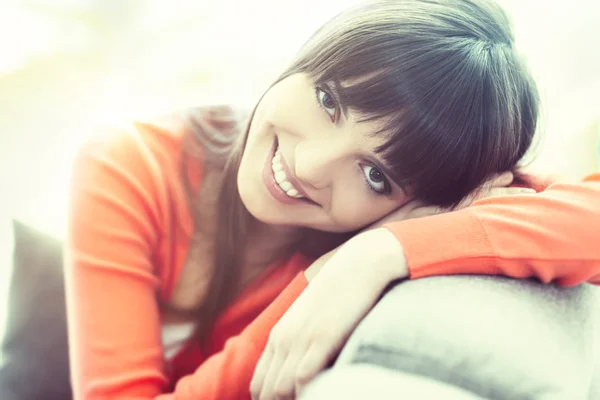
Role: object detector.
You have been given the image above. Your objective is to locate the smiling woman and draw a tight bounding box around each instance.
[238,74,412,233]
[61,1,600,399]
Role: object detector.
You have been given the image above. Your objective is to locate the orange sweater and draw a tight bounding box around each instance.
[65,112,600,399]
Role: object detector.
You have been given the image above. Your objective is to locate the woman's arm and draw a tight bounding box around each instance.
[249,173,600,399]
[66,129,171,398]
[383,173,600,286]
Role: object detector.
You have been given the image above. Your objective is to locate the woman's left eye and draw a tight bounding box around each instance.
[315,87,338,121]
[361,164,391,195]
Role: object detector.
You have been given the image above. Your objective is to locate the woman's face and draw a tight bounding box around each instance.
[238,73,410,233]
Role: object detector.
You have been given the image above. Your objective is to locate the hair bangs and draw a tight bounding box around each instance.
[277,0,538,207]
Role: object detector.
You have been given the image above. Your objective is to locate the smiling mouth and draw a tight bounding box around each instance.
[264,138,318,206]
[271,145,305,199]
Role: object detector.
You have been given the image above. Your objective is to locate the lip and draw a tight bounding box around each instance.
[262,139,315,205]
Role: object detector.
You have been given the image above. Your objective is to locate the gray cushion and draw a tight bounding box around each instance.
[334,275,599,399]
[0,220,71,400]
[301,364,486,400]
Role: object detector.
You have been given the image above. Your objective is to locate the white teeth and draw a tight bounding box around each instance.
[271,146,305,199]
[272,162,283,172]
[274,171,286,184]
[279,181,293,192]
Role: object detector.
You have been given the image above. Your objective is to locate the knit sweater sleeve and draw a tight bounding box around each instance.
[384,174,600,286]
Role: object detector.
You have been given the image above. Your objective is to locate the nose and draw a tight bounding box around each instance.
[293,140,339,189]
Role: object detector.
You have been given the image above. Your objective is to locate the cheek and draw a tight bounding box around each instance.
[327,182,411,230]
[244,107,276,157]
[246,103,268,142]
[329,195,394,230]
[254,75,318,136]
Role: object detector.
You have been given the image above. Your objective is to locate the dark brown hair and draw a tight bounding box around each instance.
[181,0,540,345]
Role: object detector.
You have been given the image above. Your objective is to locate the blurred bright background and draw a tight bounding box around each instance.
[0,0,599,342]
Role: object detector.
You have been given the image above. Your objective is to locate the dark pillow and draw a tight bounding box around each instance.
[0,220,72,400]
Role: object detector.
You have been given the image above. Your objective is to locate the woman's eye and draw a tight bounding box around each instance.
[361,164,391,195]
[315,87,338,121]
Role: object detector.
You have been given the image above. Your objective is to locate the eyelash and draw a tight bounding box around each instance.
[314,86,339,122]
[360,163,392,196]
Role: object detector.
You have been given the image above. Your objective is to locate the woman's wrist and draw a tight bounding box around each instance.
[349,228,409,285]
[304,249,337,283]
[308,228,408,289]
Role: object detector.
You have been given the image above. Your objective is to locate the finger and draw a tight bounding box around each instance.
[294,342,338,396]
[270,349,305,400]
[467,171,515,206]
[250,343,275,399]
[489,171,514,188]
[260,349,290,400]
[487,187,536,198]
[406,205,446,219]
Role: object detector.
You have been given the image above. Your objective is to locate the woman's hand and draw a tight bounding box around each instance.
[250,229,406,400]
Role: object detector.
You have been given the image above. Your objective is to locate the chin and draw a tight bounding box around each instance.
[245,202,299,227]
[244,203,281,225]
[238,184,280,223]
[239,192,304,228]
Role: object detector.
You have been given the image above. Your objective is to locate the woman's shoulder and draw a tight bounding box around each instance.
[136,104,249,153]
[68,106,246,295]
[71,104,248,222]
[76,109,189,171]
[76,105,248,185]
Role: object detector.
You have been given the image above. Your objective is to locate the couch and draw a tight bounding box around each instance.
[1,218,599,399]
[302,275,600,399]
[0,219,72,400]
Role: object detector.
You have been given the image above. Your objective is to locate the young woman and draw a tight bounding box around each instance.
[65,0,600,399]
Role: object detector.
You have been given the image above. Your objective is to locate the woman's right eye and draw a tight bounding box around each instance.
[315,87,338,122]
